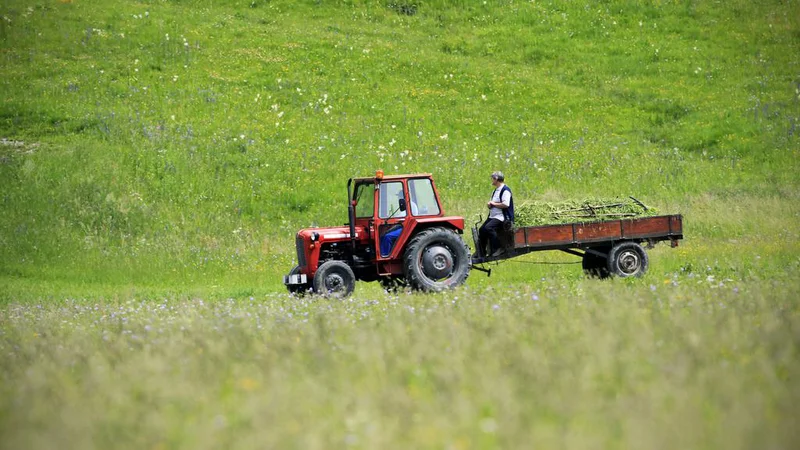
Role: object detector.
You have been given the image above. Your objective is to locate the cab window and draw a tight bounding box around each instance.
[408,178,440,216]
[353,181,375,218]
[378,182,406,219]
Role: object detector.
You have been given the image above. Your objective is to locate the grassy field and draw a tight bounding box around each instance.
[1,0,799,448]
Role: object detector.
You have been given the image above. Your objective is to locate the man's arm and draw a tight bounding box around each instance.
[489,190,511,209]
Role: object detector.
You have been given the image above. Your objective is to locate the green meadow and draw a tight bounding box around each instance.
[1,0,799,448]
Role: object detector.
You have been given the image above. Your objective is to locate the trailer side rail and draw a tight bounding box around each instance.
[513,215,683,250]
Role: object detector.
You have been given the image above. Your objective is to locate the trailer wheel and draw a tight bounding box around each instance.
[404,227,470,292]
[286,265,311,296]
[582,248,610,279]
[607,242,649,278]
[313,260,356,298]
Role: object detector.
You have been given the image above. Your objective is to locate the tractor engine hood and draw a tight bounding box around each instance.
[297,226,367,243]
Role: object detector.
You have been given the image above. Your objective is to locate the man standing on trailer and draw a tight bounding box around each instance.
[477,171,514,257]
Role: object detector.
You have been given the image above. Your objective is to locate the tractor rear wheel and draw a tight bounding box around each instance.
[313,260,356,298]
[403,227,470,292]
[607,242,649,278]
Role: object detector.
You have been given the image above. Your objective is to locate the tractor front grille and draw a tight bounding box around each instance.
[296,236,307,267]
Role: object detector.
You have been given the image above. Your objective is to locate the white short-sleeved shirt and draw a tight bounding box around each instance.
[488,185,512,221]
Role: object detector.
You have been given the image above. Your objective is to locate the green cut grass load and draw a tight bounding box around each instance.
[515,197,660,227]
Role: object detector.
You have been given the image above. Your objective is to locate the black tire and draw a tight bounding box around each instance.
[582,247,610,279]
[607,242,649,278]
[403,227,471,292]
[313,260,356,298]
[286,265,311,296]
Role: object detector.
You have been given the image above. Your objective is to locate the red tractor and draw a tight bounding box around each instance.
[284,171,471,297]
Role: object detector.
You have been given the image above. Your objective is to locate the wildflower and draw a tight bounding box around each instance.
[439,133,448,140]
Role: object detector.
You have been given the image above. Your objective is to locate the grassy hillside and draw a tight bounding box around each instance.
[1,0,798,294]
[1,2,799,448]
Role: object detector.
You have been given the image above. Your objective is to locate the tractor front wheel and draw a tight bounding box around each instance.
[313,260,356,298]
[403,227,470,292]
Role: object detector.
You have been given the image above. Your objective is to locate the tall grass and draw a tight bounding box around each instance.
[2,280,798,449]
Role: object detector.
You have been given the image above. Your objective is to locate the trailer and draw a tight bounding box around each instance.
[471,215,684,278]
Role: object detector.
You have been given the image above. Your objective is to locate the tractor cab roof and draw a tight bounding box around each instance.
[349,173,433,184]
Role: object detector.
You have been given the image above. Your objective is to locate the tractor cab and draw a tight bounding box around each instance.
[349,172,444,262]
[285,171,471,297]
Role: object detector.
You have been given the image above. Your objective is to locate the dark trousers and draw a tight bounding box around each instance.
[381,226,403,257]
[478,218,504,256]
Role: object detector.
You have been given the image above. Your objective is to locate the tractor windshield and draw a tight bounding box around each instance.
[353,181,374,218]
